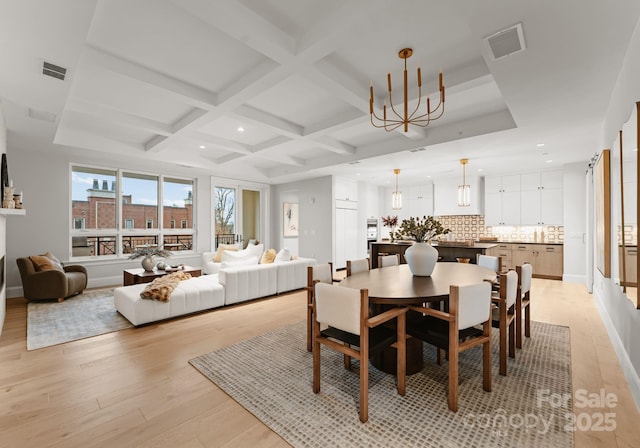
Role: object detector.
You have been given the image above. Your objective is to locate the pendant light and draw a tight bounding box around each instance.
[392,168,402,210]
[457,159,470,207]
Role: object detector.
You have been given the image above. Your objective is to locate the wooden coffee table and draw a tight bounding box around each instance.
[123,265,202,286]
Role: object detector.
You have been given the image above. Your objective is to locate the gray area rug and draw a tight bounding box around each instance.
[190,320,573,448]
[27,289,133,350]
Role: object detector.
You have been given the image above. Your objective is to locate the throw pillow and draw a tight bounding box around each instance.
[260,248,277,264]
[29,253,64,272]
[274,248,292,262]
[220,257,260,269]
[245,243,264,257]
[222,250,261,263]
[213,244,238,263]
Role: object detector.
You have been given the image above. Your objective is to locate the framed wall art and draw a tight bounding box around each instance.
[283,202,299,237]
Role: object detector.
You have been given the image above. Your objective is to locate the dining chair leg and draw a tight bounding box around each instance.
[359,340,369,422]
[499,305,507,376]
[509,320,516,359]
[525,303,531,338]
[396,313,406,396]
[344,345,351,370]
[312,328,321,394]
[516,298,523,349]
[483,323,492,392]
[447,343,459,412]
[437,348,444,366]
[307,307,313,352]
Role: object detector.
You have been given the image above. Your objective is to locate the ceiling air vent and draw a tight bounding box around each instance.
[42,61,67,80]
[485,23,526,61]
[409,147,426,153]
[28,108,56,123]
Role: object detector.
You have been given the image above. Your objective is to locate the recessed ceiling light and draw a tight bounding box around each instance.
[634,148,638,152]
[355,173,361,176]
[199,145,206,149]
[386,180,391,184]
[237,126,245,132]
[477,168,484,172]
[536,143,545,147]
[546,160,553,163]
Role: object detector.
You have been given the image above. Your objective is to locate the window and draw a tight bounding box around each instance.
[215,186,236,247]
[70,165,195,259]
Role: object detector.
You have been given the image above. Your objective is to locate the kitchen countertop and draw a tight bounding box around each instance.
[486,241,564,246]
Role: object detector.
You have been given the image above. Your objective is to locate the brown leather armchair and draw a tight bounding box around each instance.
[16,256,88,302]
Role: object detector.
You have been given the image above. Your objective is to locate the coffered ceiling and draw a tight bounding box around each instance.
[1,0,639,186]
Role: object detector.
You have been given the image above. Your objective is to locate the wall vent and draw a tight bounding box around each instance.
[485,23,526,61]
[409,147,426,153]
[42,61,67,80]
[28,108,56,123]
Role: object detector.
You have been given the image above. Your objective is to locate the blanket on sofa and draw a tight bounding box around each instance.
[140,271,192,302]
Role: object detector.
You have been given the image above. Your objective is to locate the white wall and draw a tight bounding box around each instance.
[271,176,333,264]
[562,163,588,283]
[5,146,212,296]
[0,104,7,334]
[596,16,640,409]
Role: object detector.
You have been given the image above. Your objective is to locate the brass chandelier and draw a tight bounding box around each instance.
[369,48,445,132]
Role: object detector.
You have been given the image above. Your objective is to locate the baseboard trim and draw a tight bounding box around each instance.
[562,274,587,284]
[593,282,640,413]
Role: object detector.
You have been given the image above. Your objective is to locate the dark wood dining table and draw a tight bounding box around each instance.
[339,262,497,374]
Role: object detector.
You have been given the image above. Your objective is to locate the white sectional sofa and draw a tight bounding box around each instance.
[114,274,225,326]
[114,255,316,325]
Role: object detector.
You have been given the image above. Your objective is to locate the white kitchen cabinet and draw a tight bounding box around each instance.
[520,171,563,225]
[433,176,483,216]
[404,184,434,219]
[484,175,520,225]
[334,177,358,202]
[334,205,358,270]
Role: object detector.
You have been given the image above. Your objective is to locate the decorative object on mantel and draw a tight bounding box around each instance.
[457,158,471,207]
[392,216,450,276]
[128,246,172,272]
[381,215,398,242]
[369,48,445,132]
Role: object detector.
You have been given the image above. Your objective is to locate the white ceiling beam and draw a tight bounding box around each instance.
[311,135,356,155]
[65,99,173,136]
[265,108,517,180]
[170,0,296,63]
[171,109,209,134]
[192,132,253,155]
[234,105,303,137]
[54,127,145,155]
[83,46,218,110]
[249,136,292,153]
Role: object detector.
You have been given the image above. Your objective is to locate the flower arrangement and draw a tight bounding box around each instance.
[391,216,450,243]
[381,215,398,228]
[128,246,172,260]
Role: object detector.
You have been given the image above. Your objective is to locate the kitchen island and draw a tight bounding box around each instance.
[370,241,497,268]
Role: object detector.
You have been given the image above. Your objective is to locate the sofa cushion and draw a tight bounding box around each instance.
[274,248,292,262]
[260,248,277,264]
[29,253,64,272]
[220,257,260,269]
[213,244,238,262]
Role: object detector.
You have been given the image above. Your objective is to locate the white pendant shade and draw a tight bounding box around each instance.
[457,159,471,207]
[392,168,402,209]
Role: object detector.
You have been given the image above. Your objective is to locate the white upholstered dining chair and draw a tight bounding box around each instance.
[378,254,400,267]
[312,282,407,422]
[306,263,333,352]
[346,258,370,277]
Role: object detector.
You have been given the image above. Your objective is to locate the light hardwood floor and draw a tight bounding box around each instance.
[1,279,640,447]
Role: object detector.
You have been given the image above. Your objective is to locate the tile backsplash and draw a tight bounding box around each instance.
[435,215,564,244]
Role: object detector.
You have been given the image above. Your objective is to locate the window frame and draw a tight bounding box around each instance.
[70,164,196,261]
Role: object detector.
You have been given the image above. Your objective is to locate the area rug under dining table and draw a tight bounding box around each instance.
[190,320,573,448]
